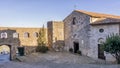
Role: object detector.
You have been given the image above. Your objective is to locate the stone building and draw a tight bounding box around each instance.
[0,29,20,60]
[47,21,64,51]
[0,27,47,60]
[1,10,120,62]
[63,10,120,62]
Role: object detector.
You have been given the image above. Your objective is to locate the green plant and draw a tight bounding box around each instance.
[77,50,82,55]
[102,34,120,64]
[36,25,48,53]
[69,48,73,53]
[36,45,48,53]
[37,25,46,47]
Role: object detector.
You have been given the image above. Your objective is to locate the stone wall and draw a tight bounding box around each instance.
[88,16,120,61]
[0,27,48,60]
[47,22,53,48]
[0,27,48,46]
[0,29,20,60]
[89,24,119,61]
[63,11,91,55]
[63,10,120,62]
[24,46,37,55]
[47,21,64,51]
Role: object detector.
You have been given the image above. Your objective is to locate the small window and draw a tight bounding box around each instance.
[13,32,19,38]
[24,32,29,38]
[1,32,7,38]
[99,29,104,33]
[72,17,76,25]
[33,32,38,37]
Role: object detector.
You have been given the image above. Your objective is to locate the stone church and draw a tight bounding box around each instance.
[0,10,120,62]
[63,10,120,62]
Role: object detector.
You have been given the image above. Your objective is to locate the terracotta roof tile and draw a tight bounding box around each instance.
[90,18,120,25]
[75,10,120,19]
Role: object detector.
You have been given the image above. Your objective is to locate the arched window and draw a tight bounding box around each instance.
[98,38,104,44]
[33,32,38,38]
[24,32,29,38]
[1,32,7,39]
[13,32,19,38]
[72,17,76,25]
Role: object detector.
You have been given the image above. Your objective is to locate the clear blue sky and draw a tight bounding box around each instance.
[0,0,120,27]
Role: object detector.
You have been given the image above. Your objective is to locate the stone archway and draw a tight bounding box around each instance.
[0,29,20,60]
[0,43,19,61]
[0,45,11,62]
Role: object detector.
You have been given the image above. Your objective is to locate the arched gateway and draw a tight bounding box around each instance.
[0,45,11,61]
[0,29,20,60]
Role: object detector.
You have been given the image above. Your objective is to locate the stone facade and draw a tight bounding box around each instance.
[63,10,120,62]
[0,29,20,60]
[1,10,120,62]
[0,27,41,46]
[89,24,119,61]
[63,11,91,54]
[0,27,48,60]
[47,21,64,51]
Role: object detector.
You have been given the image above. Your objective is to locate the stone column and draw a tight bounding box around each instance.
[10,45,17,60]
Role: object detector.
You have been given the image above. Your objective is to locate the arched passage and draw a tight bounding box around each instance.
[0,29,20,61]
[0,45,11,62]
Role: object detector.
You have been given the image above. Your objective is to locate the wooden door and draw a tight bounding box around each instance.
[98,44,105,60]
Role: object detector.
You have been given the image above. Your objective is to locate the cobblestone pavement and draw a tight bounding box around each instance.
[0,61,120,68]
[0,54,10,64]
[0,51,120,68]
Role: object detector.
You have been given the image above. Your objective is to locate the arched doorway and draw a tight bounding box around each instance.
[0,45,11,62]
[98,38,105,60]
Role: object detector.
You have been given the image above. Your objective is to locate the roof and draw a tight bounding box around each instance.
[90,18,120,25]
[74,10,120,19]
[90,22,120,25]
